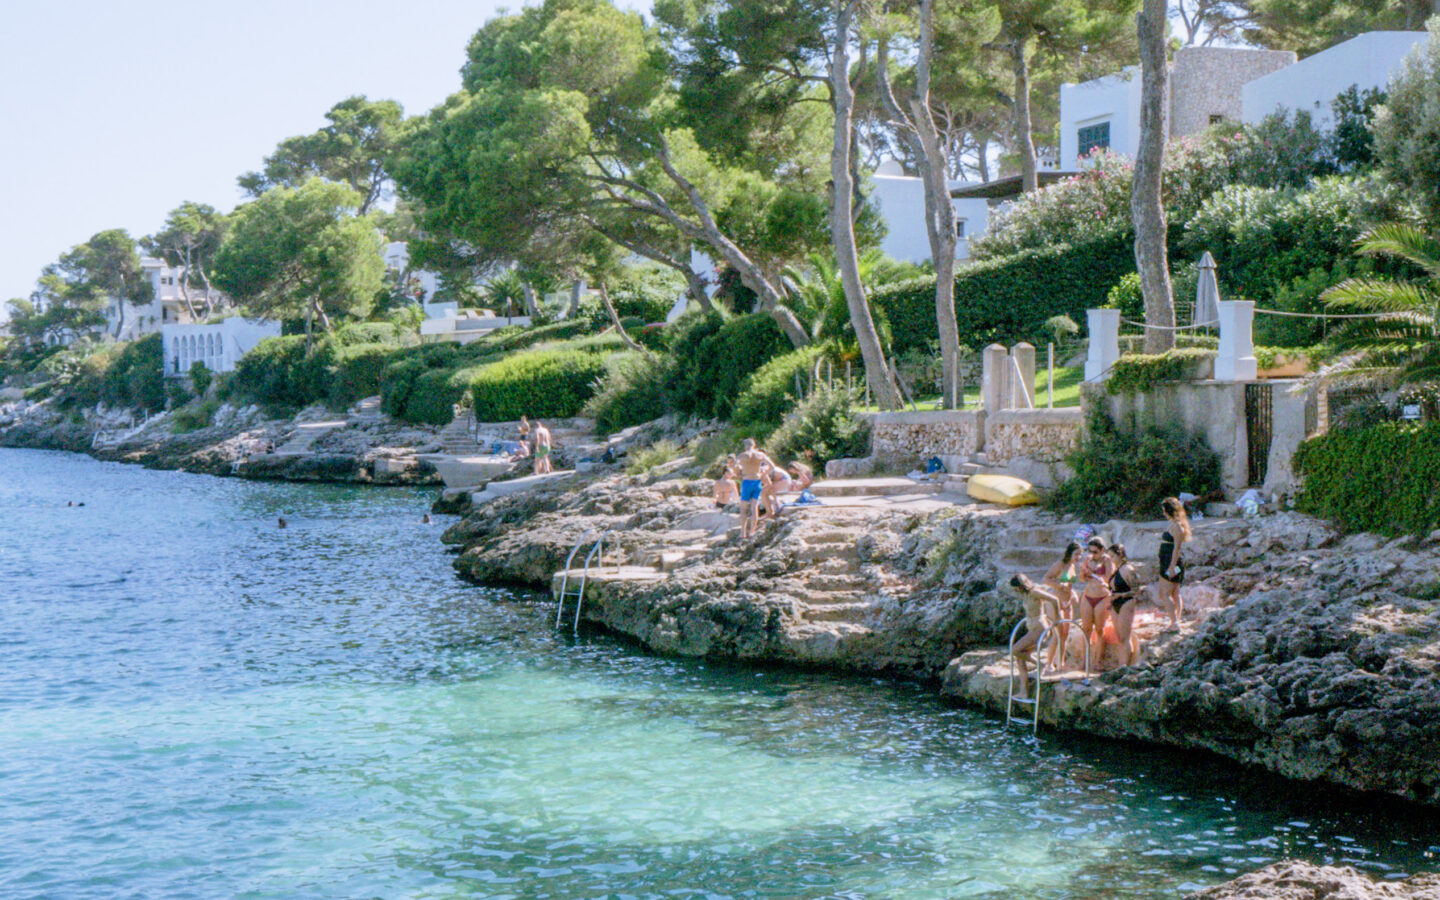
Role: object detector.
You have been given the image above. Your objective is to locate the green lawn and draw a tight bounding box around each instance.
[854,365,1084,413]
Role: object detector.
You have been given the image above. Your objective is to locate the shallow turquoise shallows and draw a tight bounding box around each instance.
[1,448,1436,900]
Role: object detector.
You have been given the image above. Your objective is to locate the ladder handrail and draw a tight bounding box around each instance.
[556,528,614,634]
[555,528,599,628]
[1005,616,1091,734]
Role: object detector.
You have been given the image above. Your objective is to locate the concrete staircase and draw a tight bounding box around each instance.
[994,524,1080,577]
[348,395,385,426]
[438,412,491,456]
[271,420,345,456]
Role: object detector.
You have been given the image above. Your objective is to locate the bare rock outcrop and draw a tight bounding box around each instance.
[1184,861,1440,899]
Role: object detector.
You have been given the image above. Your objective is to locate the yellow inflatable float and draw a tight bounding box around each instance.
[966,473,1039,507]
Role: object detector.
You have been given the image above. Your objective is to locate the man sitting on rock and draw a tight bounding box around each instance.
[734,438,777,539]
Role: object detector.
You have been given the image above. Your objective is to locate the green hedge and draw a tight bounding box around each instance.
[100,333,165,413]
[404,367,467,425]
[1293,422,1440,535]
[488,319,593,352]
[333,322,401,346]
[230,336,332,407]
[669,311,791,419]
[733,344,826,431]
[469,349,610,421]
[328,342,396,406]
[870,233,1136,355]
[1106,348,1216,395]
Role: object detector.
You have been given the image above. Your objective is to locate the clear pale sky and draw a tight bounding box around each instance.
[0,0,591,310]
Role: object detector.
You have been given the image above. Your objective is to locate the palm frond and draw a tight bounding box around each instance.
[1357,223,1440,278]
[1322,277,1438,314]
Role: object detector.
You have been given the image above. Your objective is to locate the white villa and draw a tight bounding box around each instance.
[107,257,223,342]
[869,162,991,263]
[1057,32,1427,168]
[162,318,281,377]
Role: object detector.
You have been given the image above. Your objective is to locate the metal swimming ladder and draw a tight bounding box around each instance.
[1005,617,1089,734]
[554,529,615,636]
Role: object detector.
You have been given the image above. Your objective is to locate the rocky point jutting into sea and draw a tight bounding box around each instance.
[441,456,1440,811]
[5,393,1440,894]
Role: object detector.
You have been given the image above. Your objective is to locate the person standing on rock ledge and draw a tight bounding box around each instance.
[1159,497,1191,626]
[735,438,776,539]
[533,421,552,475]
[1009,574,1061,700]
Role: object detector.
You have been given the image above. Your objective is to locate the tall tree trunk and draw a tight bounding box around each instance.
[567,280,585,319]
[522,283,540,318]
[830,0,899,409]
[1132,0,1176,354]
[598,282,645,351]
[909,0,962,409]
[976,135,990,183]
[1010,37,1038,194]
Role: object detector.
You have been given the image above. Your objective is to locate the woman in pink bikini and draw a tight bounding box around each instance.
[1076,536,1114,676]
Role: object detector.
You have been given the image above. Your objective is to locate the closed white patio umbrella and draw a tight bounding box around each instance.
[1194,251,1221,327]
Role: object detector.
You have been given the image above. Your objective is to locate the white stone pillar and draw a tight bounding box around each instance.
[1010,342,1036,408]
[1216,300,1257,382]
[1084,308,1121,382]
[981,343,1010,412]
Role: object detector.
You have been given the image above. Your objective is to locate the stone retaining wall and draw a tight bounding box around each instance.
[984,408,1083,465]
[868,410,985,468]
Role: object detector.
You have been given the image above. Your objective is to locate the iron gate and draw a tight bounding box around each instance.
[1245,383,1273,487]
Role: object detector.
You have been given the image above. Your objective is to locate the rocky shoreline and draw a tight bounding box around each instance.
[442,460,1440,813]
[0,396,445,485]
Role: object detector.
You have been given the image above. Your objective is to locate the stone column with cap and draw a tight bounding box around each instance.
[1009,342,1036,408]
[1084,308,1121,382]
[982,343,1010,412]
[1216,300,1258,381]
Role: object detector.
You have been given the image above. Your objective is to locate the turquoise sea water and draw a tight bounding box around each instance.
[1,448,1435,900]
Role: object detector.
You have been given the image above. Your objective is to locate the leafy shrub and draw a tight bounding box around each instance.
[765,383,871,468]
[1106,349,1216,395]
[609,263,685,322]
[583,352,677,435]
[1294,421,1440,535]
[626,439,681,475]
[670,312,791,419]
[1181,176,1408,308]
[189,361,213,397]
[230,336,331,407]
[1374,22,1440,223]
[171,397,220,434]
[488,319,593,352]
[469,349,610,421]
[328,342,395,406]
[1046,410,1221,520]
[405,367,466,425]
[732,345,827,430]
[333,321,400,346]
[1104,272,1145,322]
[871,233,1137,355]
[100,333,165,413]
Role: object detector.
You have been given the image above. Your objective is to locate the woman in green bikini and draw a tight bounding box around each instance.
[1042,542,1080,669]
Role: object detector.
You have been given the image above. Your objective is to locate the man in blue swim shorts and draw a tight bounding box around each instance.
[734,437,777,539]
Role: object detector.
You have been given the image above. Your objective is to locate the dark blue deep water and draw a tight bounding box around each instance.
[1,448,1435,899]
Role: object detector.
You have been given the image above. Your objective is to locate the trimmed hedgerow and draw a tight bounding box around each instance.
[733,344,827,431]
[870,233,1137,355]
[328,342,396,406]
[1046,410,1222,520]
[1293,422,1440,536]
[403,367,467,425]
[1105,348,1217,395]
[469,349,610,421]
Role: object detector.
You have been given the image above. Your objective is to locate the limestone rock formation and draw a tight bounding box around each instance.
[1184,861,1440,899]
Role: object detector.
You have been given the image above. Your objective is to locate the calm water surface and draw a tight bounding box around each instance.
[1,448,1435,899]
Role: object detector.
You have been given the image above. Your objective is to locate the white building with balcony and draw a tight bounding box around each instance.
[105,257,226,342]
[162,318,281,378]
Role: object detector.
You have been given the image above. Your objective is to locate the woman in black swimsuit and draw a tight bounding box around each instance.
[1109,543,1142,666]
[1158,497,1191,626]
